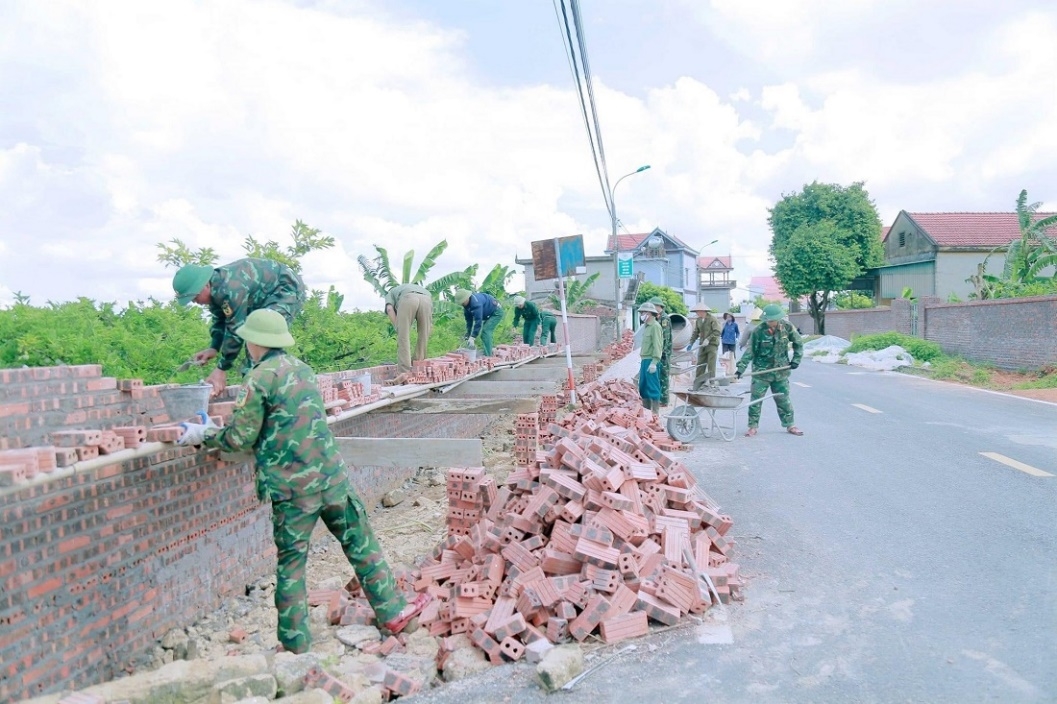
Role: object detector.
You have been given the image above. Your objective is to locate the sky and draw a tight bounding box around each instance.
[1,0,1055,310]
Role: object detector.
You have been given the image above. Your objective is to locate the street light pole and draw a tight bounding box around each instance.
[610,164,650,337]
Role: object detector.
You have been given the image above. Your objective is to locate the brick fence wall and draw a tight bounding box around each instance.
[788,295,1057,370]
[0,360,510,701]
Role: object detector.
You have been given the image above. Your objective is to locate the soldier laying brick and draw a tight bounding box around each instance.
[172,257,307,397]
[176,309,430,652]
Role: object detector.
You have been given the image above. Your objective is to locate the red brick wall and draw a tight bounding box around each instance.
[0,448,273,702]
[924,295,1057,370]
[788,296,1056,370]
[0,365,283,701]
[0,360,514,701]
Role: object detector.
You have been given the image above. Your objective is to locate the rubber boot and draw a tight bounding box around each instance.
[649,399,660,414]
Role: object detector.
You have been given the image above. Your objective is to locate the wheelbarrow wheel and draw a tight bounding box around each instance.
[666,404,700,442]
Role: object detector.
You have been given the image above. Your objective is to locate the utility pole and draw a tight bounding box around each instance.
[609,165,650,337]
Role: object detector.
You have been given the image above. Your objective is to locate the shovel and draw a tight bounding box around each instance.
[735,365,790,379]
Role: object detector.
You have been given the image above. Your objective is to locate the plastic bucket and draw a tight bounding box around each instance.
[458,348,477,363]
[158,384,212,422]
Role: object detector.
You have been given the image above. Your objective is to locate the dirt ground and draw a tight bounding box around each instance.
[308,413,519,584]
[985,370,1057,403]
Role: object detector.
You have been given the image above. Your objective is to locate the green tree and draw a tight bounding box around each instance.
[1003,189,1057,283]
[634,282,688,316]
[772,221,860,334]
[833,291,874,309]
[547,272,601,313]
[478,264,516,300]
[769,181,884,273]
[357,240,452,295]
[156,220,334,274]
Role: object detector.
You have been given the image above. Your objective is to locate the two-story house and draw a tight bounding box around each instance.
[698,255,735,312]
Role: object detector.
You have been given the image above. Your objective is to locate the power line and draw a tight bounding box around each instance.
[552,0,614,220]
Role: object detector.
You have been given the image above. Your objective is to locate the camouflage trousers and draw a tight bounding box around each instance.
[746,371,794,429]
[659,354,671,405]
[271,482,405,653]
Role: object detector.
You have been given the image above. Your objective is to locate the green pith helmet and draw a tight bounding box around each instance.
[638,302,658,315]
[648,296,666,308]
[172,265,214,306]
[512,296,526,307]
[235,309,295,348]
[760,303,785,322]
[454,289,472,305]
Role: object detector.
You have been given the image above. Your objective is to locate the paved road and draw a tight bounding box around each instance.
[414,360,1057,704]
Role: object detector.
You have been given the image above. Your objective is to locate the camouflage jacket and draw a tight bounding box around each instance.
[659,314,673,360]
[204,350,346,503]
[737,321,803,375]
[688,314,721,348]
[208,258,306,371]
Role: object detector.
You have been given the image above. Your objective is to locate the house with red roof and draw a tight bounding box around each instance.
[698,254,735,312]
[873,211,1056,301]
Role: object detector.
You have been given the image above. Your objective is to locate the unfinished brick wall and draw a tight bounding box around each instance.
[0,445,273,702]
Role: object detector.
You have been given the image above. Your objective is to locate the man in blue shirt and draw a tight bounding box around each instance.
[455,289,504,356]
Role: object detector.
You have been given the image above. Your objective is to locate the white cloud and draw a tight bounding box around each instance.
[0,0,1054,315]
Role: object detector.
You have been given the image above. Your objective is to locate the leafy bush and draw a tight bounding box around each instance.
[833,291,874,309]
[846,332,943,363]
[634,282,688,316]
[0,293,479,385]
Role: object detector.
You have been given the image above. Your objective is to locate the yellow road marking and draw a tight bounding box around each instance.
[793,382,811,388]
[852,403,882,414]
[979,452,1053,477]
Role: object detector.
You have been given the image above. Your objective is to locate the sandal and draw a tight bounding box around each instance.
[786,426,804,436]
[382,593,432,635]
[744,428,758,437]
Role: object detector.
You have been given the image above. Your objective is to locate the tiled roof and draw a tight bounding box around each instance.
[697,255,732,269]
[748,276,792,301]
[606,229,696,253]
[606,233,649,252]
[899,212,1057,248]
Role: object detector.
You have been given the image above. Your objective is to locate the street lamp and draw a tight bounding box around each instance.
[610,164,651,336]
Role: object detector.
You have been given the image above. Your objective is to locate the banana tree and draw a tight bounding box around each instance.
[548,272,601,313]
[357,240,452,295]
[1003,189,1057,283]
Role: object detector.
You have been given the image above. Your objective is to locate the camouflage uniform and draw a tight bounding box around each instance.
[207,258,307,372]
[203,349,404,653]
[659,312,673,405]
[736,321,804,430]
[687,313,722,389]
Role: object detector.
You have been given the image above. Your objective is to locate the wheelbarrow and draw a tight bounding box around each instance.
[665,365,791,443]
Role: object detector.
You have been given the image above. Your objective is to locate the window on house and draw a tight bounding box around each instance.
[898,232,906,247]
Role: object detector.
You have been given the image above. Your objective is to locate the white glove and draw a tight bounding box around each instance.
[177,423,208,446]
[647,361,657,374]
[466,337,476,349]
[194,410,219,429]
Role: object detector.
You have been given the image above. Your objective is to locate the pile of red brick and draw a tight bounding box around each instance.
[401,377,742,665]
[603,330,636,362]
[405,344,545,385]
[317,376,383,416]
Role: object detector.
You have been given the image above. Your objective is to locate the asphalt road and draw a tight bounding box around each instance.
[413,360,1057,704]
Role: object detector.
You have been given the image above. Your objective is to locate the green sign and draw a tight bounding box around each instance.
[617,254,634,278]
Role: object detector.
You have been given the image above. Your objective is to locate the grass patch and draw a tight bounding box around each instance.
[1012,366,1057,390]
[925,356,992,384]
[846,332,943,363]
